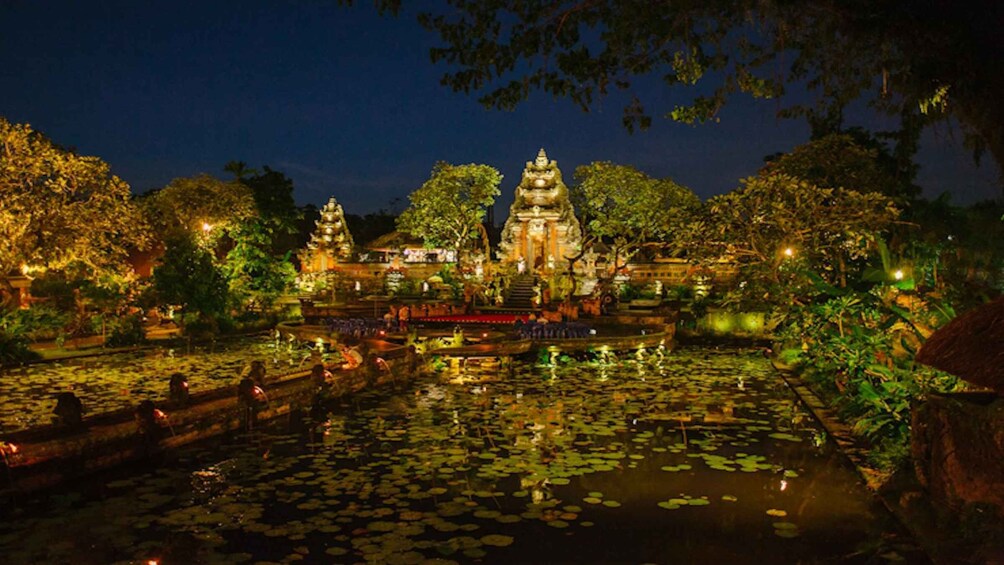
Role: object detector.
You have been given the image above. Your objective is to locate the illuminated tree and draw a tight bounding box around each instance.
[223,222,297,311]
[152,234,230,332]
[397,162,502,258]
[140,174,256,241]
[572,162,699,269]
[223,164,300,309]
[0,118,149,308]
[688,173,900,309]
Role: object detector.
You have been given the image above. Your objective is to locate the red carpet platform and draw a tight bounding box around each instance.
[413,314,530,324]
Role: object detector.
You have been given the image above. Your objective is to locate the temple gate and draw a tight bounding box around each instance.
[499,149,582,274]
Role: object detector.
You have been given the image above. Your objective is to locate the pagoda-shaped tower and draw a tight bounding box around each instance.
[499,149,582,273]
[300,196,355,273]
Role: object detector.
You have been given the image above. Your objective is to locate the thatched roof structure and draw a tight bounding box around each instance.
[916,296,1004,395]
[365,230,424,251]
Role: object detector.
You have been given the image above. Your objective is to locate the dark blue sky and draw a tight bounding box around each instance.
[1,1,997,216]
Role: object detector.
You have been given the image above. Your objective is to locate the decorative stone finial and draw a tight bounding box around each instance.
[535,148,549,167]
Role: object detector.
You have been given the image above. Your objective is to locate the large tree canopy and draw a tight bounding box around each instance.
[686,173,900,309]
[572,161,699,267]
[397,162,502,256]
[403,0,1004,186]
[0,118,149,301]
[763,133,915,200]
[141,173,257,242]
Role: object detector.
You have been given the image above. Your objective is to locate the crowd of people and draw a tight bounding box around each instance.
[324,318,386,337]
[514,319,592,340]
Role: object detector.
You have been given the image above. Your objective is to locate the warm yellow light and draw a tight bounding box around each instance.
[783,247,794,258]
[893,269,904,281]
[201,222,212,233]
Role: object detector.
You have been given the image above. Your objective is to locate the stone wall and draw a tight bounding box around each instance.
[911,392,1004,512]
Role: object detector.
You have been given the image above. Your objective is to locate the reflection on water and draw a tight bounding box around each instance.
[0,347,924,564]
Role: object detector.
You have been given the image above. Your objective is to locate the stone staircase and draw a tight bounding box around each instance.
[505,274,538,309]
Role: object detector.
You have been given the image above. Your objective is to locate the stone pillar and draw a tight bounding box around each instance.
[912,392,1004,513]
[520,221,529,262]
[549,221,558,264]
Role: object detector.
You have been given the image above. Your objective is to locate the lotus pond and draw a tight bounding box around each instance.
[0,336,317,432]
[0,347,923,564]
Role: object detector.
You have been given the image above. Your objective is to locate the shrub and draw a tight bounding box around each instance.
[13,304,70,341]
[104,314,147,347]
[0,312,40,365]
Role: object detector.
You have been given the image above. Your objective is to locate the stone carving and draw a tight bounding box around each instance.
[499,149,582,273]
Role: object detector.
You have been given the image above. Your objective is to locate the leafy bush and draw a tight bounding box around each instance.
[181,313,220,339]
[0,312,40,365]
[396,277,420,297]
[777,284,963,470]
[104,314,146,347]
[11,304,70,341]
[619,284,641,301]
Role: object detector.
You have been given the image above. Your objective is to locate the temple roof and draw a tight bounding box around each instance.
[365,230,425,250]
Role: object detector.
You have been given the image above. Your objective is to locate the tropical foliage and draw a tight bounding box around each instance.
[140,173,256,239]
[406,0,1004,185]
[572,162,699,268]
[688,173,900,312]
[397,162,502,257]
[152,235,230,333]
[763,133,917,200]
[0,118,150,306]
[776,270,964,469]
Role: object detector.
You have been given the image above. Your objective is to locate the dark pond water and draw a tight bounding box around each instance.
[0,336,320,432]
[0,347,924,564]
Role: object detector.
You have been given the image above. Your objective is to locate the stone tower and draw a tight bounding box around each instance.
[300,196,354,273]
[499,149,582,273]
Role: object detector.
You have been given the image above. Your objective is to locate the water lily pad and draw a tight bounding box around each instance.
[480,534,514,547]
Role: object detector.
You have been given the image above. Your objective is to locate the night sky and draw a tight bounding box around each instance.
[1,1,997,217]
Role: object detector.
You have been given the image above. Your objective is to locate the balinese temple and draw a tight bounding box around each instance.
[300,196,355,273]
[499,148,583,273]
